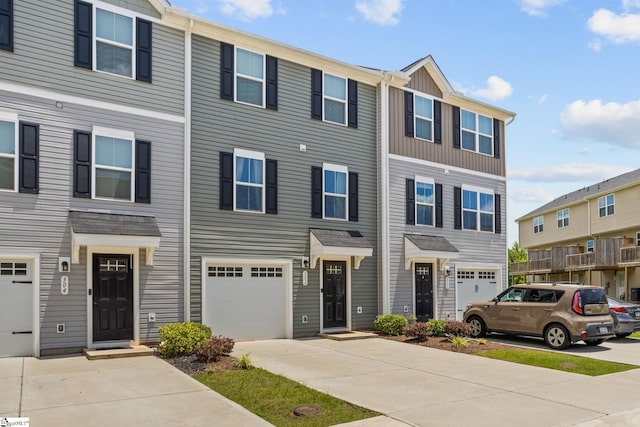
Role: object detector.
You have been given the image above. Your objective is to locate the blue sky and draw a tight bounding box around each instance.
[169,0,640,246]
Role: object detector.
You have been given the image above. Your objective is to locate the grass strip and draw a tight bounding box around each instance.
[630,331,640,339]
[476,348,638,376]
[195,368,379,427]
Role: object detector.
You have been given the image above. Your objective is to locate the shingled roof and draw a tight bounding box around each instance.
[69,210,162,237]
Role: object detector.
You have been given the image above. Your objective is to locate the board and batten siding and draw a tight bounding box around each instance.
[3,0,184,116]
[0,90,184,351]
[190,35,379,336]
[387,157,507,317]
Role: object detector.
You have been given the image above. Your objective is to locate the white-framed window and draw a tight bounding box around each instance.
[323,163,348,220]
[462,187,494,232]
[557,208,569,228]
[636,231,640,247]
[415,176,434,226]
[323,73,347,125]
[235,47,265,107]
[93,126,135,201]
[414,94,433,141]
[461,109,493,155]
[234,148,265,213]
[598,194,614,217]
[586,240,594,253]
[94,5,135,78]
[533,216,544,234]
[0,112,17,191]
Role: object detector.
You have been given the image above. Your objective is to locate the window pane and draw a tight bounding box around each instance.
[236,185,262,211]
[237,77,263,106]
[236,49,263,79]
[415,118,432,140]
[599,207,605,217]
[598,197,605,208]
[461,131,475,150]
[463,190,477,210]
[479,193,493,213]
[325,195,346,219]
[480,212,493,232]
[461,110,476,131]
[416,182,433,204]
[95,169,131,200]
[463,211,477,230]
[95,136,132,169]
[324,99,345,124]
[236,157,262,185]
[0,157,14,190]
[0,121,15,154]
[96,9,132,45]
[96,42,132,77]
[479,115,492,135]
[608,205,614,215]
[324,170,346,195]
[417,204,433,226]
[607,194,614,205]
[324,74,346,100]
[415,96,432,118]
[478,135,492,155]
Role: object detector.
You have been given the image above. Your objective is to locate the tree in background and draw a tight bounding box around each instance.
[508,241,527,285]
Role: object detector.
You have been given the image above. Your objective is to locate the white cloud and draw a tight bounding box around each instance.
[588,39,602,52]
[470,76,513,101]
[587,9,640,43]
[623,0,640,11]
[355,0,403,26]
[528,94,549,105]
[216,0,275,21]
[560,99,640,148]
[508,187,555,204]
[517,0,567,17]
[509,163,635,183]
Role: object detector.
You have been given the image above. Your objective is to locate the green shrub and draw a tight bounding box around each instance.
[236,353,253,370]
[158,321,212,357]
[195,335,235,362]
[426,319,446,337]
[444,320,472,337]
[374,314,408,336]
[449,335,469,349]
[478,338,487,345]
[403,322,430,342]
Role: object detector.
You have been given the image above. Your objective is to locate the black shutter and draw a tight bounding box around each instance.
[266,55,278,110]
[434,100,442,144]
[265,159,277,214]
[220,152,233,210]
[73,130,91,198]
[348,79,358,128]
[494,194,502,234]
[311,69,322,120]
[311,166,322,218]
[220,42,234,100]
[136,18,152,83]
[405,178,415,225]
[435,183,443,228]
[452,106,461,149]
[18,122,38,194]
[135,140,151,203]
[348,171,358,221]
[0,0,13,52]
[454,186,462,230]
[404,91,414,137]
[493,118,501,158]
[74,0,92,69]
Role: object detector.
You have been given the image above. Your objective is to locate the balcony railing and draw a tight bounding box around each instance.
[620,246,640,265]
[566,252,595,269]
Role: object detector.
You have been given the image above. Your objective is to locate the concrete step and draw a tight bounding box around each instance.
[318,331,378,341]
[83,345,155,360]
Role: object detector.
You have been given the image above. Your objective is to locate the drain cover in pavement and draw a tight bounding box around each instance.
[293,405,322,416]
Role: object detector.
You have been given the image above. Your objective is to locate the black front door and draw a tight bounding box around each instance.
[323,260,347,329]
[93,254,133,342]
[415,263,433,322]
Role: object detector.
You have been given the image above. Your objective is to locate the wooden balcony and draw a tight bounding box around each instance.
[620,246,640,266]
[565,238,632,271]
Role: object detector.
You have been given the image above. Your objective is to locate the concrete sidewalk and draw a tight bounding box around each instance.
[234,338,640,427]
[0,355,270,427]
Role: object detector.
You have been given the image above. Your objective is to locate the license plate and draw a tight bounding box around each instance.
[635,312,640,319]
[599,327,608,334]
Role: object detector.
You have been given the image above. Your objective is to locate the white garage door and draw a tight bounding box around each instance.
[204,264,286,341]
[456,270,499,320]
[0,259,33,357]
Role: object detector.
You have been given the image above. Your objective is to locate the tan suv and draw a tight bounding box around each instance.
[463,283,615,349]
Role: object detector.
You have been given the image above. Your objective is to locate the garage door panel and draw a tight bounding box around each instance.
[0,332,32,357]
[456,270,499,320]
[0,259,33,357]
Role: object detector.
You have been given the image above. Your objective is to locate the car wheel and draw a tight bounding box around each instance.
[616,333,631,338]
[467,316,486,338]
[544,324,571,350]
[584,339,604,346]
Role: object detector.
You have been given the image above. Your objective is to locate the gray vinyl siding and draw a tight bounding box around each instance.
[190,35,379,337]
[0,90,184,352]
[387,157,507,318]
[3,0,184,116]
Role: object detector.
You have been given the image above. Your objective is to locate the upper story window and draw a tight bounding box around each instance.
[636,231,640,247]
[598,194,614,217]
[557,208,569,228]
[235,48,265,107]
[0,0,13,52]
[311,69,358,128]
[234,149,264,213]
[0,113,39,194]
[415,177,434,226]
[74,1,152,82]
[323,163,348,220]
[404,92,441,143]
[533,216,544,234]
[414,95,433,141]
[586,240,594,253]
[462,187,494,232]
[461,109,493,156]
[0,116,16,191]
[93,128,134,201]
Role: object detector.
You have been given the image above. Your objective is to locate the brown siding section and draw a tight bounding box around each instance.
[406,67,443,98]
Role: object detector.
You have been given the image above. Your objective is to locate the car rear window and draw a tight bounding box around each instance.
[579,288,607,305]
[527,289,564,303]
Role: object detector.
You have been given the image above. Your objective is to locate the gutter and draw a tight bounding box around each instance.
[183,19,193,321]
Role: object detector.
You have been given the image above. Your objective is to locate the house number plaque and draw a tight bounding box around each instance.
[61,275,69,295]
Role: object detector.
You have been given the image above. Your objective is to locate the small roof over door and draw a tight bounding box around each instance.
[404,234,459,270]
[310,228,373,270]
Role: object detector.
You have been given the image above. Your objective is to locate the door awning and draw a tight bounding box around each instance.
[310,228,373,270]
[404,234,459,270]
[69,211,162,265]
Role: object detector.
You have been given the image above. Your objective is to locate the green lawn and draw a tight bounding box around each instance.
[476,349,638,376]
[630,331,640,339]
[195,368,379,427]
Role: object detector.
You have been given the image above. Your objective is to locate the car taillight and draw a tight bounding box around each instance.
[572,292,583,315]
[611,306,628,314]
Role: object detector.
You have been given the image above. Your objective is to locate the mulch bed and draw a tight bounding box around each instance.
[161,353,240,375]
[382,334,522,354]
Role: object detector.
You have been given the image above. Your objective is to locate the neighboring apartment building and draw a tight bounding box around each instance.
[379,56,515,321]
[0,0,186,357]
[512,168,640,301]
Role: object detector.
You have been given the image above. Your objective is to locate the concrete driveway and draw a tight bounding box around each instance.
[234,337,640,427]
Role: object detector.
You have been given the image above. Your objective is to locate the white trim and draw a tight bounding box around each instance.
[411,261,438,320]
[0,114,18,192]
[92,126,135,141]
[388,154,506,181]
[234,46,266,108]
[72,232,160,265]
[404,237,458,270]
[380,81,390,314]
[322,163,349,221]
[310,233,373,270]
[92,5,136,80]
[92,130,136,202]
[183,23,193,321]
[233,148,266,213]
[453,264,503,320]
[414,176,435,227]
[0,111,18,121]
[460,108,494,156]
[200,257,293,339]
[0,81,185,124]
[322,72,348,126]
[413,93,434,142]
[319,257,352,333]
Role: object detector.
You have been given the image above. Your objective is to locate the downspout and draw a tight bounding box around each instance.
[380,78,390,314]
[183,19,193,321]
